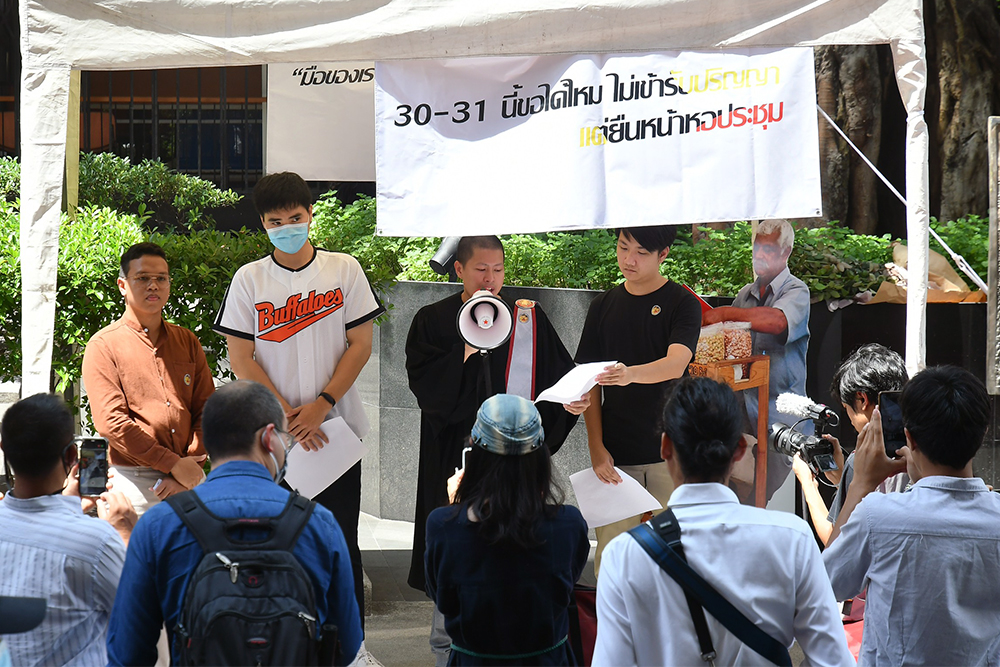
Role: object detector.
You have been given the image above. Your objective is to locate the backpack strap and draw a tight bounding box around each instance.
[628,510,792,667]
[167,490,315,554]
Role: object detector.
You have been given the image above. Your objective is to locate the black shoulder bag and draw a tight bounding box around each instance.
[627,510,792,667]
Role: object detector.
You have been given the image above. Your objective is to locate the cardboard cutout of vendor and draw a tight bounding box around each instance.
[702,219,810,502]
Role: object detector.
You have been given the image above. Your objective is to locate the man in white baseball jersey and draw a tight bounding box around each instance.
[214,172,384,650]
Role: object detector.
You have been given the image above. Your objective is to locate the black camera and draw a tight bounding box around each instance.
[770,393,841,476]
[769,423,838,475]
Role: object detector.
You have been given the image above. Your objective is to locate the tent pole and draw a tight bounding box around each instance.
[65,70,81,221]
[891,36,929,377]
[19,66,72,396]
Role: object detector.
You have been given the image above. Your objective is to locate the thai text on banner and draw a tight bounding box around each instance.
[267,62,376,181]
[375,48,821,237]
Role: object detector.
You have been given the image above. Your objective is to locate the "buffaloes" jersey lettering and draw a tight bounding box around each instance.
[255,288,344,342]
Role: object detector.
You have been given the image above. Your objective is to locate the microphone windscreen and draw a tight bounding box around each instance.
[775,392,815,419]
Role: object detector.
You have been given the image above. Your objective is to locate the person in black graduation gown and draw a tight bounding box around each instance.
[405,236,578,663]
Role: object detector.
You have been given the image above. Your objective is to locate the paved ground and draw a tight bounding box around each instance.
[358,513,434,666]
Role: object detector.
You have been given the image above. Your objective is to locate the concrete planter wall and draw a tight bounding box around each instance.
[357,282,999,521]
[356,281,599,521]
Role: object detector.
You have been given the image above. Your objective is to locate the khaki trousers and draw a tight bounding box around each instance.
[593,461,675,578]
[111,465,171,666]
[109,465,167,517]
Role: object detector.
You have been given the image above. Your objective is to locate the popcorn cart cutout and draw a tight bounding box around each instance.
[690,321,769,508]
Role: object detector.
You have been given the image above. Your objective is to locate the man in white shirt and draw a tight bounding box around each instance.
[824,365,1000,666]
[0,394,135,667]
[214,172,384,659]
[593,376,852,667]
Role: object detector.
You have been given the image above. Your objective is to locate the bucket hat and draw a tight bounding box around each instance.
[470,394,544,456]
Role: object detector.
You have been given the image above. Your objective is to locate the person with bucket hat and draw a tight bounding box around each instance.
[424,394,589,666]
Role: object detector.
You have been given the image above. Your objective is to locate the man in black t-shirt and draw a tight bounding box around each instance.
[569,225,701,576]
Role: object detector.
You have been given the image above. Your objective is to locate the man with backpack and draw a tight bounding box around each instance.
[107,380,362,666]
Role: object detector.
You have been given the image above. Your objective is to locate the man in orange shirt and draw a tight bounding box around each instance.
[82,242,215,515]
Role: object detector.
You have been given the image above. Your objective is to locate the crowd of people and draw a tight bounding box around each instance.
[1,172,999,667]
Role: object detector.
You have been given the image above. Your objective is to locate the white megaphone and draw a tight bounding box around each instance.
[456,290,513,351]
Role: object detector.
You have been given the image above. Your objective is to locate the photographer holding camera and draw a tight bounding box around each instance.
[823,366,1000,665]
[792,343,909,544]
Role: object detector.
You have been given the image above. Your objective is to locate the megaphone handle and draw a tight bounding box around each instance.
[480,349,493,402]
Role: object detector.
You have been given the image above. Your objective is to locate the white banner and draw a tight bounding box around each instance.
[375,49,821,236]
[266,62,376,181]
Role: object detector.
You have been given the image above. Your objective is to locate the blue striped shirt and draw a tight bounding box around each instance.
[0,493,125,666]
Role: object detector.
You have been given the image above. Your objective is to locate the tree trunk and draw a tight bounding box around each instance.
[814,45,883,234]
[926,0,1000,221]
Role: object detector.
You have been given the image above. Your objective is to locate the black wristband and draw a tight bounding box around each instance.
[318,391,336,407]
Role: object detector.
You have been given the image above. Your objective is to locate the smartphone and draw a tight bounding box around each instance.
[78,437,109,497]
[878,391,906,458]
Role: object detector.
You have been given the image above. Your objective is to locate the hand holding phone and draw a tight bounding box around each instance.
[78,437,109,497]
[878,391,906,458]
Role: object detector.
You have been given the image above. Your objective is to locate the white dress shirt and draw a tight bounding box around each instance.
[594,483,853,667]
[0,493,125,666]
[824,475,1000,666]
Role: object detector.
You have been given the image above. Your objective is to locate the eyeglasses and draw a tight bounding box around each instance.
[128,274,171,285]
[277,430,298,458]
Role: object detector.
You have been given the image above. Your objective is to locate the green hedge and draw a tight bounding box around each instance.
[397,222,895,302]
[0,202,145,392]
[1,154,240,228]
[928,215,989,280]
[0,192,395,391]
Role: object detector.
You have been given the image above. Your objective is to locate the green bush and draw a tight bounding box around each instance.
[0,199,266,389]
[0,156,18,202]
[929,215,989,282]
[662,224,755,296]
[0,203,147,392]
[788,223,892,301]
[0,189,412,388]
[396,237,451,283]
[77,153,241,228]
[506,232,622,290]
[310,192,414,309]
[396,222,892,301]
[397,230,620,290]
[666,222,892,301]
[0,162,984,397]
[1,153,241,227]
[0,199,22,365]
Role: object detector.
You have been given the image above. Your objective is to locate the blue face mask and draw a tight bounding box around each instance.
[267,222,311,254]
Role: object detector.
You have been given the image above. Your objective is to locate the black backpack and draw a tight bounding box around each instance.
[166,490,338,666]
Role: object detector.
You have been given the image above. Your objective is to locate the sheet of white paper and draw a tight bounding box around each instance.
[284,417,367,499]
[569,466,663,529]
[534,361,616,404]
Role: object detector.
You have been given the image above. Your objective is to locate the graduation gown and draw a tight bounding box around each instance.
[404,291,578,591]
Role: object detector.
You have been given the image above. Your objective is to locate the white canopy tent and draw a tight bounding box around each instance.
[18,0,929,395]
